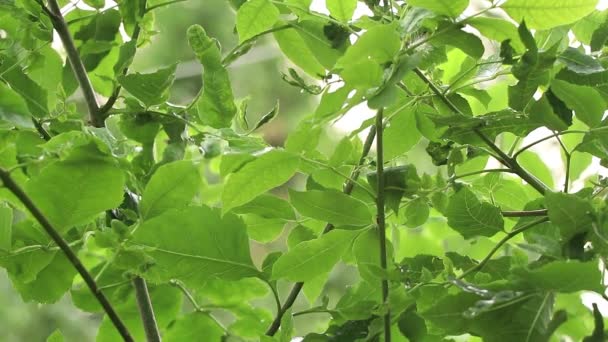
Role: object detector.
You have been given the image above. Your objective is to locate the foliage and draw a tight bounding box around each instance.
[1,0,608,341]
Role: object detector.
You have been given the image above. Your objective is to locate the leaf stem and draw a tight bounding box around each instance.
[457,217,549,280]
[511,130,589,159]
[413,68,550,195]
[0,169,133,341]
[46,0,102,127]
[375,108,391,342]
[501,209,548,217]
[133,276,161,342]
[264,125,378,336]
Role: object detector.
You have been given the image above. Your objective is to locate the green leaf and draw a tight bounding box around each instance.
[118,64,177,107]
[11,252,77,303]
[407,0,469,17]
[337,23,400,67]
[468,17,524,52]
[274,27,326,77]
[271,229,359,281]
[326,0,357,22]
[383,107,422,161]
[236,0,280,43]
[512,260,603,293]
[404,198,430,228]
[501,0,598,30]
[26,154,125,232]
[446,187,504,239]
[164,313,225,341]
[0,55,48,117]
[0,82,29,121]
[132,206,259,286]
[545,191,593,239]
[139,160,202,220]
[0,205,12,251]
[289,189,373,227]
[222,150,299,212]
[431,22,484,59]
[232,194,296,221]
[550,79,605,127]
[187,25,238,128]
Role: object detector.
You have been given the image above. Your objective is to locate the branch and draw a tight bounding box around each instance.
[452,168,515,180]
[0,169,133,341]
[46,0,102,127]
[412,68,550,195]
[265,125,377,336]
[457,217,549,280]
[133,277,161,342]
[501,209,548,217]
[375,108,391,342]
[99,1,148,116]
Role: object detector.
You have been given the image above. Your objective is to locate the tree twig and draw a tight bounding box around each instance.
[375,108,391,341]
[264,125,378,336]
[0,169,133,341]
[46,0,102,127]
[412,68,550,195]
[133,276,161,342]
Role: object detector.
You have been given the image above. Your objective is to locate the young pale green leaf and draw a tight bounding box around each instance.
[511,260,603,293]
[289,189,373,227]
[501,0,597,30]
[243,214,286,243]
[26,158,125,232]
[188,25,238,128]
[446,187,504,239]
[404,198,430,228]
[132,206,259,286]
[236,0,280,43]
[384,107,422,161]
[545,191,593,239]
[468,17,525,52]
[117,64,177,107]
[223,150,299,212]
[271,229,359,281]
[550,79,605,127]
[139,160,201,220]
[407,0,469,17]
[326,0,357,22]
[337,23,400,67]
[164,313,225,341]
[0,55,48,117]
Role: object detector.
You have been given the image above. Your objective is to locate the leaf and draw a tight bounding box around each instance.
[26,154,125,232]
[0,205,12,251]
[11,252,77,303]
[271,229,359,281]
[446,187,504,239]
[383,107,422,161]
[132,206,259,286]
[187,25,238,128]
[274,27,326,77]
[0,55,48,117]
[468,17,525,52]
[139,160,202,220]
[501,0,598,30]
[118,64,177,107]
[404,198,430,228]
[407,0,469,17]
[222,150,299,212]
[431,22,484,59]
[236,0,280,43]
[550,79,605,127]
[164,313,225,341]
[232,194,296,221]
[326,0,357,22]
[289,189,373,227]
[545,191,593,239]
[511,260,603,293]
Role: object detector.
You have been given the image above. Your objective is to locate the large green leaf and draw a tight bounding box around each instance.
[274,27,326,77]
[271,229,360,281]
[117,64,177,107]
[188,25,238,128]
[0,55,48,117]
[164,313,225,341]
[26,153,125,232]
[0,205,11,251]
[132,206,259,286]
[236,0,280,43]
[139,160,202,220]
[222,150,299,212]
[407,0,469,17]
[545,191,593,239]
[289,189,373,227]
[550,79,605,127]
[512,260,603,293]
[501,0,598,30]
[326,0,357,22]
[446,187,504,239]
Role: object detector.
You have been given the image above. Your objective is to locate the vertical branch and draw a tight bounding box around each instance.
[46,0,102,127]
[133,277,161,342]
[265,126,378,336]
[0,169,133,342]
[374,108,391,341]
